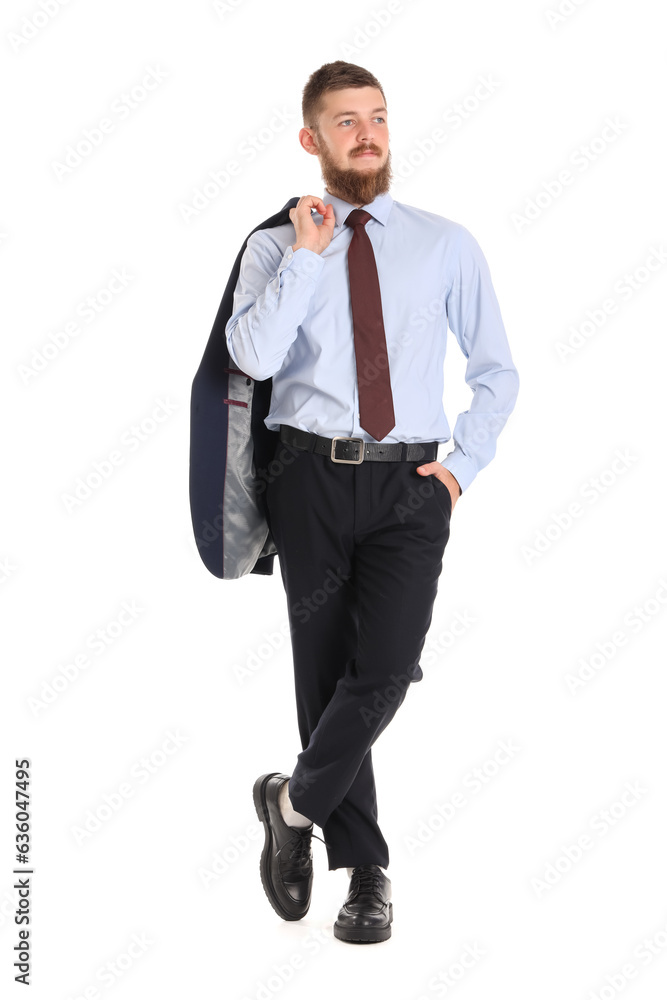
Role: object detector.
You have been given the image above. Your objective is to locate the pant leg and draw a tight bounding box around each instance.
[264,441,391,868]
[265,440,451,870]
[285,454,452,868]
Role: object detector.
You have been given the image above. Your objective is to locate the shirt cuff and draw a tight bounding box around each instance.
[440,448,477,494]
[276,245,326,281]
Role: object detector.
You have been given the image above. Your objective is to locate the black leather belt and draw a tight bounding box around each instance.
[279,424,439,464]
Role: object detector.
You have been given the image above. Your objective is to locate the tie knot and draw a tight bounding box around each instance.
[344,209,372,229]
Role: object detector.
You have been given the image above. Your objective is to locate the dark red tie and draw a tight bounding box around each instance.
[344,209,396,441]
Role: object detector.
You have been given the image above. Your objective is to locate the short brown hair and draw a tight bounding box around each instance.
[302,61,386,133]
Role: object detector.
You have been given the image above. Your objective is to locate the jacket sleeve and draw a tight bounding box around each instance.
[440,224,520,494]
[224,231,325,380]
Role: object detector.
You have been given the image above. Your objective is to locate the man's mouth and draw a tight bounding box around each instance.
[356,150,377,157]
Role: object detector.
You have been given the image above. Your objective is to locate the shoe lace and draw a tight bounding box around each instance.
[274,827,330,880]
[349,864,384,900]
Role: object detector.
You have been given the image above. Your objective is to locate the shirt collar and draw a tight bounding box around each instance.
[322,188,394,230]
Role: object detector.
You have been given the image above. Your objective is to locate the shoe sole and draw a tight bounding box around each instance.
[253,771,310,922]
[333,902,393,943]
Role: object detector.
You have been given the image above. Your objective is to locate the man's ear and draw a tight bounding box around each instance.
[298,127,320,156]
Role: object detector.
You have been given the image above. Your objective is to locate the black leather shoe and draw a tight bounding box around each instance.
[252,772,325,921]
[333,864,393,943]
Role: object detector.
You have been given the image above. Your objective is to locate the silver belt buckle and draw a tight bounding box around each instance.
[330,436,365,464]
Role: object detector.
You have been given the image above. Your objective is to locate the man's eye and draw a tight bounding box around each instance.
[340,118,386,126]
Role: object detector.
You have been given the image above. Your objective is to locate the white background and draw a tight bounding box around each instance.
[2,0,666,997]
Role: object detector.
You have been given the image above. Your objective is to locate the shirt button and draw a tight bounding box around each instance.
[287,252,293,259]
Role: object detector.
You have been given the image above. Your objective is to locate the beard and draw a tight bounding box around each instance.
[313,130,393,206]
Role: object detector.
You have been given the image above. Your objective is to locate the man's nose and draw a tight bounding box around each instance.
[356,123,376,143]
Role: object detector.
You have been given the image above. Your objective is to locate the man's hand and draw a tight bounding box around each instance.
[416,462,460,512]
[289,195,335,255]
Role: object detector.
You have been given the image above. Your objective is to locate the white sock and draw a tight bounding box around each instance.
[279,779,312,828]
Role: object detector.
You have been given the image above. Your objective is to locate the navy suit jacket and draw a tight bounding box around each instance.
[189,196,299,579]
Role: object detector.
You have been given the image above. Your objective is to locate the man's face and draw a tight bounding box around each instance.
[301,86,393,207]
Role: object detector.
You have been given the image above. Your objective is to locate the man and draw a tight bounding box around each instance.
[226,61,519,943]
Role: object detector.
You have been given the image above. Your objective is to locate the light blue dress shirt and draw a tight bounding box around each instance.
[225,188,519,493]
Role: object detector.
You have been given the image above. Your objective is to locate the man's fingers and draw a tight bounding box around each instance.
[295,195,327,214]
[291,199,334,232]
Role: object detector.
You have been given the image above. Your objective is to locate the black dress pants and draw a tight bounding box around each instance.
[264,428,452,871]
